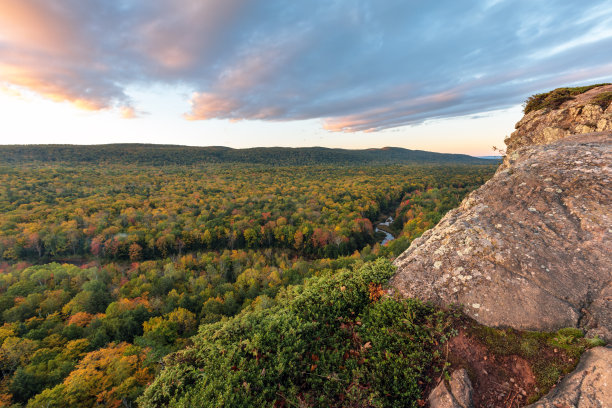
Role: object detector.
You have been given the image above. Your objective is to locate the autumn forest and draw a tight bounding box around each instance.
[0,148,497,407]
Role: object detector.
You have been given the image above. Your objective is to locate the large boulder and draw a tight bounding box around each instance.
[525,346,611,408]
[391,132,612,339]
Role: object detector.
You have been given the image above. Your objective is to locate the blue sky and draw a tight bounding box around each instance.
[1,0,611,155]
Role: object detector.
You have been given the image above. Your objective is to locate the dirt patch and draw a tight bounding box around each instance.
[418,312,596,408]
[447,330,536,408]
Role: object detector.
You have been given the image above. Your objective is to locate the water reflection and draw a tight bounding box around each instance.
[375,216,395,245]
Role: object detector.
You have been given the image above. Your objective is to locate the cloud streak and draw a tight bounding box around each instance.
[1,0,611,130]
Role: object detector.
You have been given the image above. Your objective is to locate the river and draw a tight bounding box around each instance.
[375,216,395,245]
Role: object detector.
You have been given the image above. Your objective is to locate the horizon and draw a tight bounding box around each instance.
[0,142,502,158]
[1,1,612,155]
[0,143,505,159]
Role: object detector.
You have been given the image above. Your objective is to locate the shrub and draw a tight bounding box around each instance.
[592,91,612,109]
[139,259,449,408]
[523,83,610,114]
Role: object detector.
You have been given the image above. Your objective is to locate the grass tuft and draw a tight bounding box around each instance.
[586,336,606,347]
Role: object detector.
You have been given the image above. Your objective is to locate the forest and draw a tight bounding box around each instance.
[0,155,497,407]
[0,145,491,166]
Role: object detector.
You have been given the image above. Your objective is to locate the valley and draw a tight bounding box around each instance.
[0,155,495,407]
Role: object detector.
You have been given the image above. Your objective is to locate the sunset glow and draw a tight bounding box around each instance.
[1,0,611,155]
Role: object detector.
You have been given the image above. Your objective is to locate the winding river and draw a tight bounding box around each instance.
[375,216,396,245]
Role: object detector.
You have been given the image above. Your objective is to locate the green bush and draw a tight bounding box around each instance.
[592,91,612,109]
[523,84,610,113]
[138,259,449,408]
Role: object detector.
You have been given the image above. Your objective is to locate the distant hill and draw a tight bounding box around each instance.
[0,144,492,166]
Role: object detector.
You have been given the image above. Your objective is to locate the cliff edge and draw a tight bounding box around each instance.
[391,85,612,341]
[504,83,612,160]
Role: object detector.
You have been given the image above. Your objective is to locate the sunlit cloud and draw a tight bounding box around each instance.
[119,106,138,119]
[0,0,611,130]
[0,84,22,99]
[184,93,240,121]
[0,0,135,112]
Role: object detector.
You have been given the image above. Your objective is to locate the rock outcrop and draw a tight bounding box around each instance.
[525,346,611,408]
[429,369,474,408]
[504,84,612,161]
[431,348,612,408]
[391,86,612,340]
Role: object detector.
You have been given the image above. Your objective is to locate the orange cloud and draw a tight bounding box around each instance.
[322,118,373,133]
[184,93,240,120]
[0,1,130,115]
[1,65,87,108]
[0,0,256,119]
[0,1,85,57]
[183,44,296,121]
[119,106,137,119]
[0,63,111,111]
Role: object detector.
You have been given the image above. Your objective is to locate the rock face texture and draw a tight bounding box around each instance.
[391,87,612,340]
[525,346,611,408]
[504,84,612,162]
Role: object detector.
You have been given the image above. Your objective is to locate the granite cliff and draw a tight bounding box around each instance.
[392,85,611,341]
[392,84,611,407]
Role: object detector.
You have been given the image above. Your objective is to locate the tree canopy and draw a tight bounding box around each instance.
[0,158,496,406]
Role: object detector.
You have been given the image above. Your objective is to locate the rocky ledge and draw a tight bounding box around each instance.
[391,86,612,341]
[398,85,612,407]
[392,131,611,340]
[504,84,612,162]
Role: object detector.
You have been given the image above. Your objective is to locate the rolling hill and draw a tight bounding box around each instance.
[0,144,491,166]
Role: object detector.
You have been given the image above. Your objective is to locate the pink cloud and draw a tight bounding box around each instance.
[184,93,240,121]
[0,1,132,113]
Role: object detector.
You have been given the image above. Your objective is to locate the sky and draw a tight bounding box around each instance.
[1,1,611,156]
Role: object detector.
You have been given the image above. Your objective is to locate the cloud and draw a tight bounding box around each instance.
[1,0,611,131]
[119,106,138,119]
[0,0,136,111]
[0,84,22,99]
